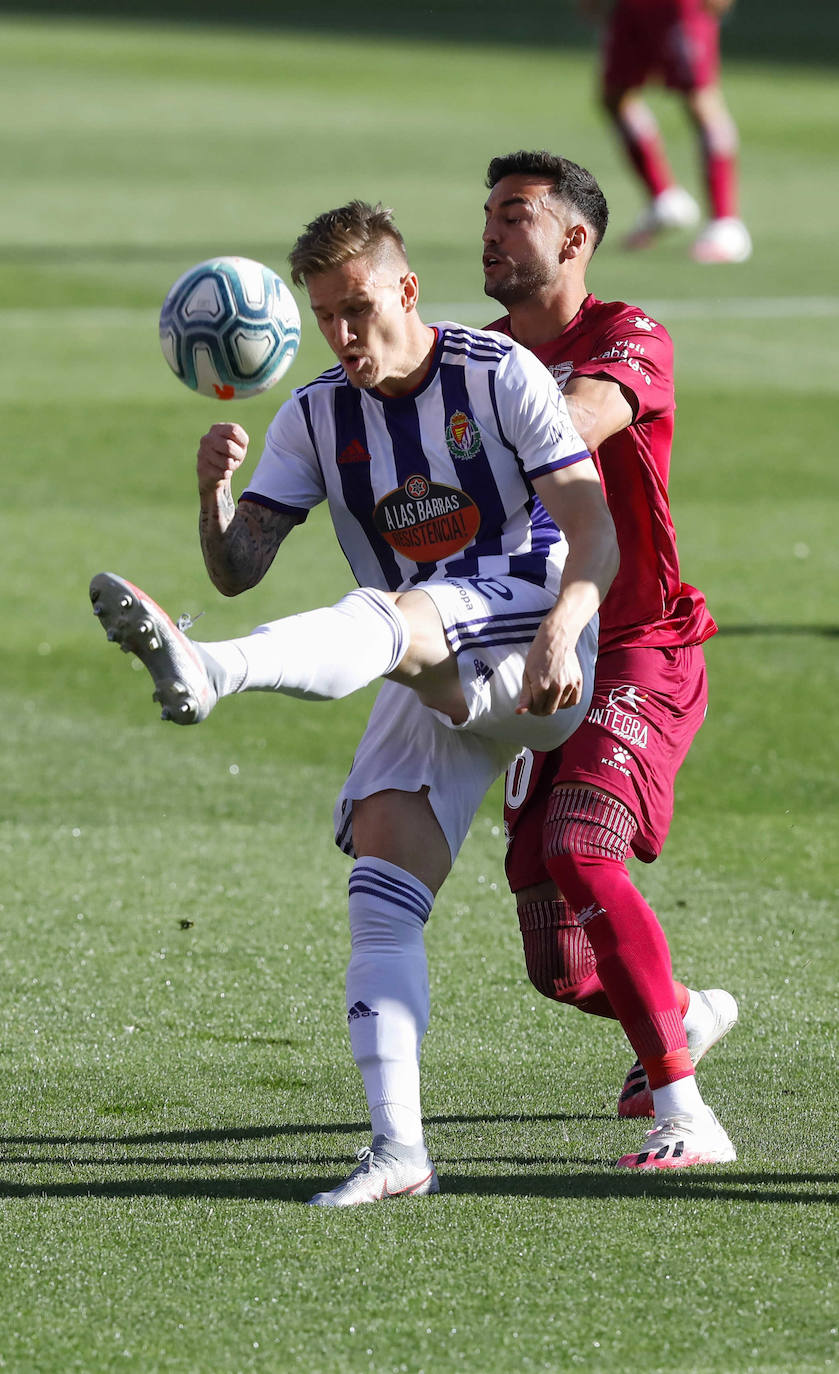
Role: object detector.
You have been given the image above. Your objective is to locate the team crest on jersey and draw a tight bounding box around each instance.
[548,361,574,389]
[445,410,482,461]
[373,475,480,562]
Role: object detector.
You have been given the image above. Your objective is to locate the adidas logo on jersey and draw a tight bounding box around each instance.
[338,439,371,465]
[473,657,494,685]
[347,1000,379,1021]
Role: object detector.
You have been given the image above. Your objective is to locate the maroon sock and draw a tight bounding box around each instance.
[547,852,690,1072]
[517,897,690,1023]
[614,115,673,198]
[704,147,738,219]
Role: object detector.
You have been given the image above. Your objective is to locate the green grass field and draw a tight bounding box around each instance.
[1,12,837,1373]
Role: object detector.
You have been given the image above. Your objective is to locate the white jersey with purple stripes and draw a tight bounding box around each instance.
[242,323,589,597]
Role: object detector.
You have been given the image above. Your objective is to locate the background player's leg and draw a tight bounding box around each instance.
[686,86,739,218]
[605,89,673,201]
[604,89,700,248]
[685,86,752,263]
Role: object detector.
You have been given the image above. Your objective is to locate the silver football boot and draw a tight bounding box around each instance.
[308,1135,440,1207]
[90,571,216,724]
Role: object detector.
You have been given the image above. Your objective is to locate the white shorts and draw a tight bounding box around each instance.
[419,574,598,750]
[334,574,598,864]
[334,680,511,864]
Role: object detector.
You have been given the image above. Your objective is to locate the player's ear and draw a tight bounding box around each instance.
[401,271,420,312]
[561,222,589,260]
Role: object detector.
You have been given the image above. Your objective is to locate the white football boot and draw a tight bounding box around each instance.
[308,1135,440,1207]
[691,216,753,263]
[616,1105,736,1170]
[624,186,701,249]
[90,571,216,724]
[618,988,739,1120]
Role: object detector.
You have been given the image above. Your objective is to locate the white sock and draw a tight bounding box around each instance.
[196,588,409,701]
[653,1074,706,1122]
[345,857,433,1148]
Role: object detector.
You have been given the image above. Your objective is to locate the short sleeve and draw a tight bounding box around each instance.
[571,309,674,421]
[495,343,590,481]
[242,394,326,519]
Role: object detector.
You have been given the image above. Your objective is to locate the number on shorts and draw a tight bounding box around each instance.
[466,575,515,602]
[505,748,535,810]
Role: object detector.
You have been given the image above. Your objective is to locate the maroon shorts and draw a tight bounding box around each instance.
[504,644,709,889]
[602,0,720,94]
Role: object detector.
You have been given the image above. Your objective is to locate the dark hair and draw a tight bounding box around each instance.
[485,150,609,248]
[288,200,408,286]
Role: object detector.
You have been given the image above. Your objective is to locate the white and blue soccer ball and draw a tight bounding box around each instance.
[159,255,301,400]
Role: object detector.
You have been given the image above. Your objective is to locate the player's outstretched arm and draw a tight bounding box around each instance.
[197,421,295,596]
[520,462,618,716]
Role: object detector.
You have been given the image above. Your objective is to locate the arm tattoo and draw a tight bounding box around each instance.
[217,486,235,523]
[199,496,295,595]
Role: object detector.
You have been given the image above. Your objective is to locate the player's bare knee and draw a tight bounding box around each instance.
[352,788,451,895]
[687,87,739,153]
[603,86,632,119]
[613,92,658,139]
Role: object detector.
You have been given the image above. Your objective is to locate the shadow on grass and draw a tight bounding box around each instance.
[442,1171,839,1206]
[0,1111,609,1149]
[0,1170,833,1206]
[0,1118,835,1204]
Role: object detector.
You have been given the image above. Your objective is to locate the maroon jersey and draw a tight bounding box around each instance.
[486,295,716,651]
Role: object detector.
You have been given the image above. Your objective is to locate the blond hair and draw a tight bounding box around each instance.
[289,200,408,286]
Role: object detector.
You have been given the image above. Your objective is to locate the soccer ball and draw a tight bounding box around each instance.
[159,256,301,400]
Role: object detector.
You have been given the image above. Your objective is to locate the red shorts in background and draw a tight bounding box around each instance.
[602,0,721,93]
[504,643,709,890]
